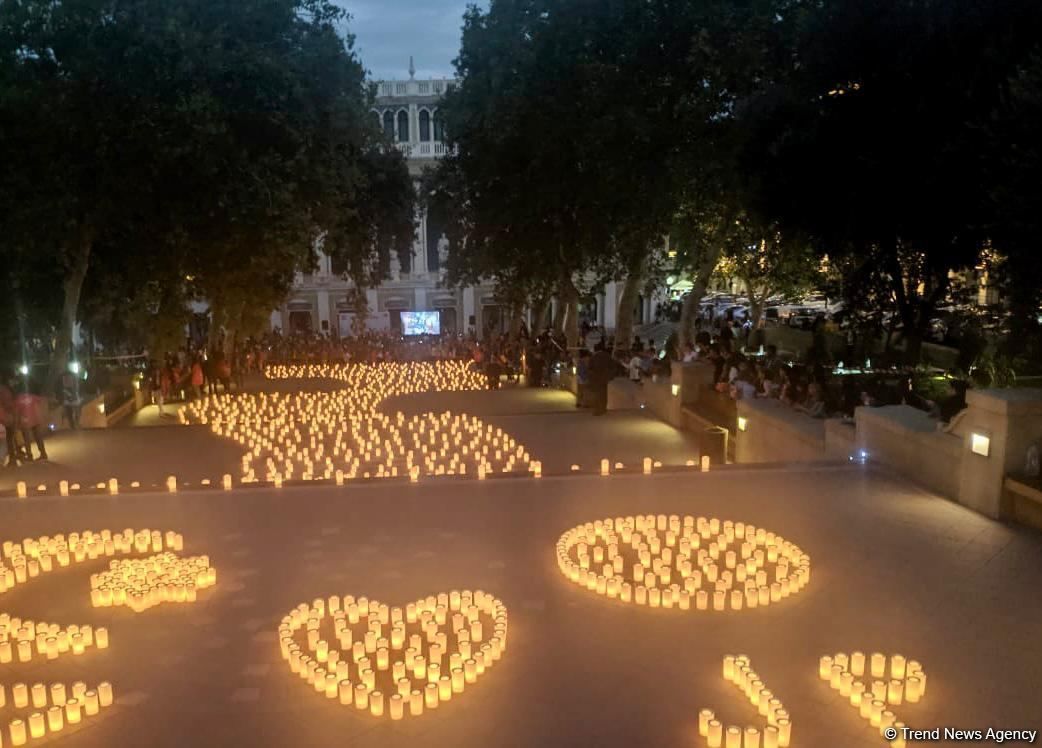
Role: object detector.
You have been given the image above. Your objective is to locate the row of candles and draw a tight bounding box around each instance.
[2,528,212,745]
[181,362,534,483]
[1,681,114,745]
[699,655,792,748]
[819,652,926,747]
[557,515,811,611]
[278,590,509,719]
[11,453,709,498]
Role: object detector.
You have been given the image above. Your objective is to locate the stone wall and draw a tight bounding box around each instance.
[733,399,855,464]
[855,405,963,500]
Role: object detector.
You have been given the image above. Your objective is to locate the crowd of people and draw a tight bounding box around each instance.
[2,314,969,470]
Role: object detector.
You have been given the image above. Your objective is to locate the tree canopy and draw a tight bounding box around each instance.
[0,0,413,381]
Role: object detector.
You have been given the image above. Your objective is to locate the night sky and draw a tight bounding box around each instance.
[337,0,484,80]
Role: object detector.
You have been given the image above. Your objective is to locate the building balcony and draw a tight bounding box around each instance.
[394,141,453,159]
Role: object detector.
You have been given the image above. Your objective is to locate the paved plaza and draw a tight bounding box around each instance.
[1,376,1040,747]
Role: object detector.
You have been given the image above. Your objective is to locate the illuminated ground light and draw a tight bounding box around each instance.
[0,529,216,745]
[278,590,509,719]
[700,655,792,748]
[556,515,811,611]
[819,652,927,748]
[180,362,533,483]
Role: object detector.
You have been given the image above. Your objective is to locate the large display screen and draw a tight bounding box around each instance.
[400,310,441,336]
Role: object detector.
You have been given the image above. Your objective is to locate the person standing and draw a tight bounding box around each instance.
[0,377,19,466]
[190,356,205,400]
[576,349,590,408]
[588,342,615,416]
[628,348,644,385]
[60,369,81,429]
[15,387,48,461]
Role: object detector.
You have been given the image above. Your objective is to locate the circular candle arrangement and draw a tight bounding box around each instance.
[182,362,534,483]
[1,529,216,745]
[556,514,811,611]
[819,651,926,748]
[278,590,508,720]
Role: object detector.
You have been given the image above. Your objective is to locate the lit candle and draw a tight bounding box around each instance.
[28,712,45,739]
[708,719,724,748]
[9,718,27,746]
[870,652,885,678]
[699,708,715,736]
[47,706,64,732]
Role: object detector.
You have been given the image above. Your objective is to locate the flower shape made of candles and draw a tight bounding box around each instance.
[556,514,811,611]
[818,652,927,748]
[1,529,216,746]
[90,553,216,613]
[278,589,509,720]
[182,362,533,484]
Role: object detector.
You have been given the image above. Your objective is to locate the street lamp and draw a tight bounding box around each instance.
[18,363,29,376]
[69,361,81,374]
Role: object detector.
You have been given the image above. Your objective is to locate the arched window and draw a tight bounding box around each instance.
[382,111,394,139]
[419,110,431,142]
[433,110,445,141]
[397,110,409,143]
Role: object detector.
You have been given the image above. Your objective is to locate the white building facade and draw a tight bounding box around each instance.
[272,63,660,340]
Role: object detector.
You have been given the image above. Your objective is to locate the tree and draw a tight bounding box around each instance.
[986,50,1042,361]
[0,0,396,384]
[324,147,416,291]
[723,229,821,330]
[739,0,1042,363]
[435,0,698,349]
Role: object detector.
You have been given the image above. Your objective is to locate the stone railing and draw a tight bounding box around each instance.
[394,141,452,159]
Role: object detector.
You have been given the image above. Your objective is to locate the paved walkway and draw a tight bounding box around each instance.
[0,467,1039,747]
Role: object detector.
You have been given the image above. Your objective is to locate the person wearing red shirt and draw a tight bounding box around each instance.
[15,389,48,461]
[190,357,205,400]
[0,379,19,466]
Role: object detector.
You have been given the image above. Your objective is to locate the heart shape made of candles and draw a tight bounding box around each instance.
[557,514,811,611]
[278,590,509,719]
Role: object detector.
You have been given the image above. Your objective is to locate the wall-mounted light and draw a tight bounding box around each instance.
[19,363,29,375]
[98,403,106,415]
[671,384,680,397]
[69,361,81,374]
[737,417,748,432]
[970,433,990,457]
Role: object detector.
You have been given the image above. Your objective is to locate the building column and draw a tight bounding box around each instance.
[317,289,330,333]
[463,287,476,333]
[366,288,378,314]
[269,310,282,332]
[419,207,429,276]
[603,282,618,331]
[415,287,427,311]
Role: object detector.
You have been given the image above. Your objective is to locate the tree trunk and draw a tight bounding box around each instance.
[679,245,722,348]
[559,275,580,351]
[47,227,92,394]
[614,257,644,354]
[508,303,524,342]
[531,295,550,334]
[747,286,768,350]
[552,297,565,335]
